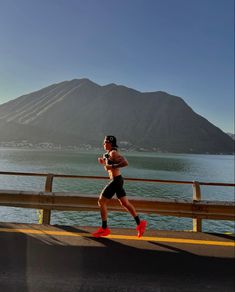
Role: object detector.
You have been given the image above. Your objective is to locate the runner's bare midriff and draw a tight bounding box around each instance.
[107,168,121,179]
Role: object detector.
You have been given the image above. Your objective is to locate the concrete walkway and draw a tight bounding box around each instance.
[0,223,234,292]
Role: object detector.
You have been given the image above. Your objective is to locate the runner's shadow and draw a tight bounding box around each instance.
[148,240,196,256]
[54,224,91,234]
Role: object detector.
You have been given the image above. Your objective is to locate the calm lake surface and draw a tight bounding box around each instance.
[0,148,234,233]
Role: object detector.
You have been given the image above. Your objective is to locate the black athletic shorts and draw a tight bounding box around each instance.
[101,175,126,199]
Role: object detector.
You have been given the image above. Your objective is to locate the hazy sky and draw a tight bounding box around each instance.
[0,0,234,133]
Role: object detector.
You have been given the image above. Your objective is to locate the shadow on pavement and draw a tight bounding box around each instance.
[0,224,234,292]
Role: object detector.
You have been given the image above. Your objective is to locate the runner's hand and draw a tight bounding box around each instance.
[98,157,105,164]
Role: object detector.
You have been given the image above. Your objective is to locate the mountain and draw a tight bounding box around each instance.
[227,133,235,141]
[0,78,234,154]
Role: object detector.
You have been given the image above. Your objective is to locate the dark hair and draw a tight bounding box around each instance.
[105,135,118,148]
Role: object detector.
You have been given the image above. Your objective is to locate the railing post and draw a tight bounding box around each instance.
[192,181,202,232]
[40,174,54,225]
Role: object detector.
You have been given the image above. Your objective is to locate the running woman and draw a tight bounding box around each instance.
[92,135,147,238]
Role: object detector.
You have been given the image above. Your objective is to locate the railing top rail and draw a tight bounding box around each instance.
[0,171,234,187]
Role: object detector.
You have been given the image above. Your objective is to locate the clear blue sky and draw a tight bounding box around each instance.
[0,0,234,133]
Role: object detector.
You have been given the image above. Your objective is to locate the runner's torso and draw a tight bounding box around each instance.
[103,150,121,179]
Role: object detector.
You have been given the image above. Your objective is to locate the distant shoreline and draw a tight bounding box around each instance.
[0,143,233,156]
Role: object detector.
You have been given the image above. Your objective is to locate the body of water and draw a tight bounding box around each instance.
[0,148,234,233]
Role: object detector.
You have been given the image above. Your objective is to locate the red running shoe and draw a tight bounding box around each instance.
[136,220,147,238]
[92,227,110,237]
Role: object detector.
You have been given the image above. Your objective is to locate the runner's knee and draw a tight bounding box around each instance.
[98,197,106,207]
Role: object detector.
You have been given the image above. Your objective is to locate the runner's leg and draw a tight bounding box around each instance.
[118,196,137,217]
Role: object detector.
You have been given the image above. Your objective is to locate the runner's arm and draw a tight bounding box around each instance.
[110,152,128,169]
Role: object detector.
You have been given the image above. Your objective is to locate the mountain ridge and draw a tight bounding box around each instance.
[0,78,233,154]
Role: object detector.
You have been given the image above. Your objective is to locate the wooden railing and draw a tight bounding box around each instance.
[0,171,234,232]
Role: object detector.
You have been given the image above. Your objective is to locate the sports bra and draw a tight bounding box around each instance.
[103,149,117,165]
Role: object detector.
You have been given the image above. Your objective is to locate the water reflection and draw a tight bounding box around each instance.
[127,155,189,172]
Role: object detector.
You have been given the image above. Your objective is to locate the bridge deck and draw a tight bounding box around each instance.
[0,223,234,292]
